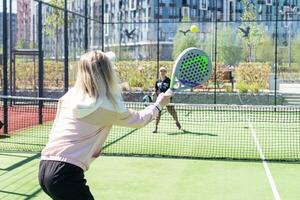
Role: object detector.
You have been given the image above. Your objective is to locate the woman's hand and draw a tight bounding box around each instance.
[155,90,173,108]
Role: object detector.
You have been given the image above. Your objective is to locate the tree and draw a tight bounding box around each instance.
[217,25,242,66]
[291,33,300,63]
[256,34,274,62]
[239,0,265,62]
[17,38,26,49]
[29,41,37,49]
[172,17,201,60]
[44,0,64,62]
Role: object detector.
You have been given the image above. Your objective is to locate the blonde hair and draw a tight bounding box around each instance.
[74,51,120,105]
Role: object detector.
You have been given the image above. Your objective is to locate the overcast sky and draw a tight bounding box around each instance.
[0,1,17,13]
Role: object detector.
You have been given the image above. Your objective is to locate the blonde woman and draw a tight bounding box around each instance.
[38,51,171,200]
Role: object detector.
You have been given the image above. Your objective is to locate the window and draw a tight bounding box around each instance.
[130,0,137,10]
[225,0,236,21]
[265,0,272,6]
[159,7,163,15]
[229,1,235,21]
[266,6,273,20]
[169,8,173,16]
[154,7,159,15]
[105,4,109,13]
[200,0,208,10]
[181,7,190,18]
[104,13,109,36]
[148,7,151,17]
[293,6,299,13]
[191,9,197,17]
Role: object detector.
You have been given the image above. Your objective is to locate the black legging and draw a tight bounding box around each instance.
[39,160,94,200]
[155,105,179,127]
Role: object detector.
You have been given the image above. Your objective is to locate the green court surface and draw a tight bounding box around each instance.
[0,104,299,199]
[2,106,299,162]
[0,153,299,200]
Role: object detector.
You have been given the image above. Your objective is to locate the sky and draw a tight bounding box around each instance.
[0,0,17,13]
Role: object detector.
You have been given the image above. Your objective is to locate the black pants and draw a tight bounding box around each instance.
[155,105,179,127]
[38,160,94,200]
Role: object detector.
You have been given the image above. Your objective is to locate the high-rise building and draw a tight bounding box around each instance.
[90,0,103,50]
[0,1,17,49]
[101,0,244,59]
[39,0,300,59]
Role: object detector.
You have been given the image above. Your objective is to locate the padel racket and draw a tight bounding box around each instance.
[169,47,212,92]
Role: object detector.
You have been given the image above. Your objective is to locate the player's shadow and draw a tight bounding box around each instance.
[0,153,40,171]
[168,129,218,137]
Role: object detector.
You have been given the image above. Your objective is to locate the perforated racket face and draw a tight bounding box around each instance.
[174,48,212,88]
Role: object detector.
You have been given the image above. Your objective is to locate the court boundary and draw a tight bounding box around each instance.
[248,120,281,200]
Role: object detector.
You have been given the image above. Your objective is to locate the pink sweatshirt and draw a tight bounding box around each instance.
[41,89,159,171]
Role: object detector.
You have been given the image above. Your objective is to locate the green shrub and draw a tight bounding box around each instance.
[9,60,65,90]
[235,62,270,90]
[249,83,260,93]
[115,61,173,91]
[116,62,230,91]
[5,59,270,92]
[236,82,248,93]
[224,84,233,93]
[278,63,300,73]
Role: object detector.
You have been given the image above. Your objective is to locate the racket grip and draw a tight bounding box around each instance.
[165,89,174,96]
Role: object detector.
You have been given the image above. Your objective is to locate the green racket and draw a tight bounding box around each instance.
[168,47,212,92]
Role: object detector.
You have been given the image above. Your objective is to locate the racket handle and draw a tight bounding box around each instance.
[165,89,174,96]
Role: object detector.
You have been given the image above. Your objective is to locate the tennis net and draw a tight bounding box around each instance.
[0,95,299,162]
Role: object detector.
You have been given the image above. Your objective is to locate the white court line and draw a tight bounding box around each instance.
[248,120,281,200]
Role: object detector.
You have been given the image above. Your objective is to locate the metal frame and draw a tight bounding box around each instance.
[2,0,8,134]
[1,0,300,117]
[37,1,43,124]
[11,49,39,96]
[64,0,69,93]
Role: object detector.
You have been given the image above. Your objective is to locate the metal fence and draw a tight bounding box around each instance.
[1,0,300,105]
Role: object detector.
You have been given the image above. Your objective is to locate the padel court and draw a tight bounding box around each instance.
[0,99,299,200]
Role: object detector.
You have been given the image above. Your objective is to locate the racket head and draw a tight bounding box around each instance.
[170,48,212,90]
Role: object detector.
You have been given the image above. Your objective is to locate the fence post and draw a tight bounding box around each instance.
[64,0,69,93]
[84,0,88,52]
[213,0,218,104]
[9,0,13,97]
[101,0,104,51]
[156,0,160,79]
[38,1,44,124]
[2,0,8,134]
[274,0,279,106]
